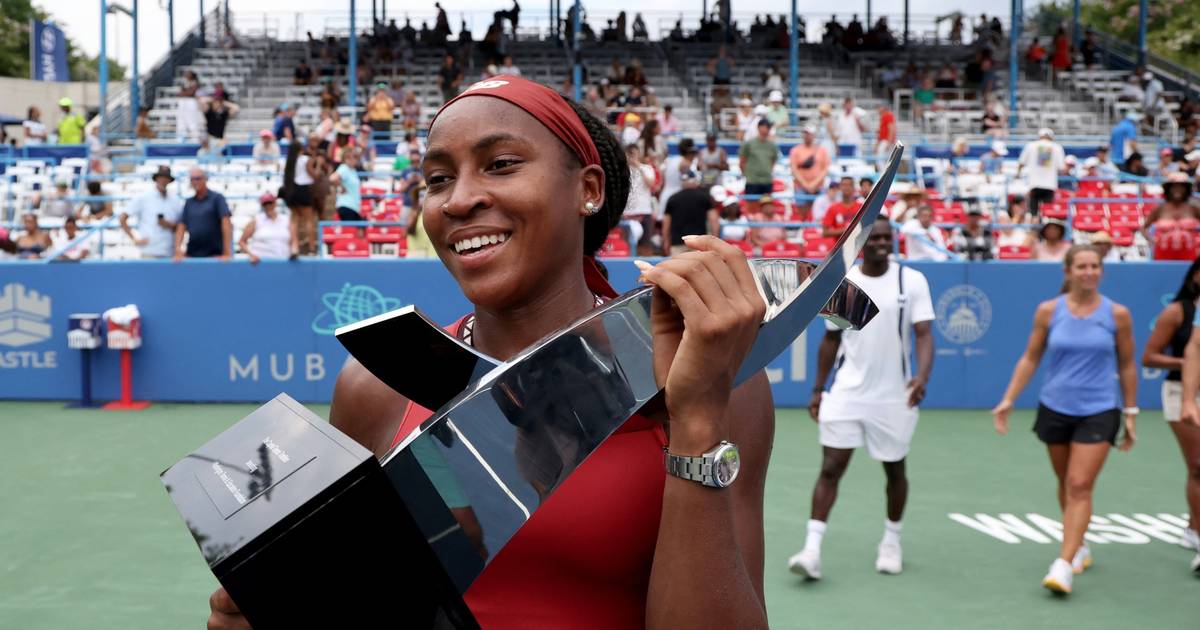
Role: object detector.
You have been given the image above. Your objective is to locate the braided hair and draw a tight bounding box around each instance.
[560,96,630,255]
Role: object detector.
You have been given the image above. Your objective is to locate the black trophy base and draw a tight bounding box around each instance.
[162,394,479,629]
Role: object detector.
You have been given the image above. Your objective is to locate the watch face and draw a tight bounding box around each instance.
[712,444,740,487]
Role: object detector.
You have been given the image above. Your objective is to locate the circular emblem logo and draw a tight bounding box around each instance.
[936,284,992,345]
[466,80,510,92]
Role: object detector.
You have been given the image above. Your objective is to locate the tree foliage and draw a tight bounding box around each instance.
[0,0,125,80]
[1036,0,1199,73]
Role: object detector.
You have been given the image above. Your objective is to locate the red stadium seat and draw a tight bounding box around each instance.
[1109,227,1135,247]
[330,238,371,258]
[1077,180,1110,196]
[725,239,754,255]
[1040,202,1069,220]
[1107,211,1141,231]
[761,240,802,258]
[933,207,965,225]
[1072,213,1106,232]
[366,227,407,257]
[1074,201,1105,214]
[322,225,360,243]
[772,179,787,193]
[1053,189,1073,202]
[801,238,835,258]
[997,244,1032,260]
[597,234,632,258]
[801,227,824,243]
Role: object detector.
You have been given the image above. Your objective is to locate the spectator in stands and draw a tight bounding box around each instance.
[80,181,112,221]
[315,109,338,144]
[1110,111,1140,167]
[707,45,736,85]
[763,64,784,96]
[947,136,971,174]
[631,13,649,41]
[366,85,396,136]
[174,168,232,261]
[981,100,1005,138]
[1032,219,1070,261]
[582,87,607,120]
[1118,74,1144,105]
[1144,173,1200,232]
[876,103,897,157]
[330,120,358,165]
[857,178,873,200]
[437,54,465,103]
[1183,150,1200,178]
[1050,27,1071,76]
[662,171,718,255]
[1094,144,1120,179]
[1080,31,1099,68]
[202,93,239,151]
[790,125,831,215]
[497,55,522,77]
[1088,231,1122,262]
[624,58,649,89]
[395,130,426,158]
[836,97,867,156]
[238,193,296,263]
[252,130,281,169]
[356,125,377,171]
[742,196,784,250]
[658,138,696,208]
[765,91,789,128]
[997,194,1035,249]
[951,207,995,260]
[119,166,182,259]
[814,102,838,157]
[273,104,296,143]
[396,147,425,209]
[843,14,864,48]
[135,107,155,140]
[698,133,729,180]
[739,119,780,215]
[1125,151,1149,177]
[15,213,52,259]
[294,60,314,86]
[888,182,926,222]
[319,80,343,113]
[1025,38,1047,75]
[330,147,363,221]
[914,75,936,122]
[949,14,964,44]
[624,144,658,255]
[175,72,204,143]
[606,58,625,84]
[1158,147,1180,178]
[620,112,643,146]
[394,90,419,131]
[902,204,949,261]
[1143,71,1166,119]
[658,104,680,135]
[23,106,47,144]
[734,96,757,141]
[53,216,90,261]
[1018,128,1066,217]
[55,98,86,145]
[33,179,75,219]
[282,140,319,255]
[821,176,862,238]
[981,141,1007,176]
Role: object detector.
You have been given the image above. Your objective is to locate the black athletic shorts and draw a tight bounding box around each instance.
[1033,403,1120,445]
[1028,187,1055,217]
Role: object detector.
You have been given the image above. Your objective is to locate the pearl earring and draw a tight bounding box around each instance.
[584,201,598,215]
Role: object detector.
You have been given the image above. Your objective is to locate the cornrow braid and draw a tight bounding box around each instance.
[560,96,631,255]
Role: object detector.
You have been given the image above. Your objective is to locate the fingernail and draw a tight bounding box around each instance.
[681,234,700,242]
[633,260,654,272]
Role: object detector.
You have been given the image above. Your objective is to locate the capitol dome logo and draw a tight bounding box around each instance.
[936,285,992,345]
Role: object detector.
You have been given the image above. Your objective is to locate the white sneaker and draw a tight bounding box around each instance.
[875,542,903,575]
[1071,545,1092,574]
[788,548,822,580]
[1042,558,1074,594]
[1180,528,1199,551]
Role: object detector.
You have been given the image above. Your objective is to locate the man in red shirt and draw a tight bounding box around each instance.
[822,176,863,238]
[875,104,896,157]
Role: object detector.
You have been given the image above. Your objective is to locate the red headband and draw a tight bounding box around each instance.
[429,77,601,169]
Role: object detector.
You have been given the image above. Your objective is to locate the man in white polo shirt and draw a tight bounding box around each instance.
[789,216,935,579]
[119,166,183,259]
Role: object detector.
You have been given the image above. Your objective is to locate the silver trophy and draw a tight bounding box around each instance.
[336,143,905,593]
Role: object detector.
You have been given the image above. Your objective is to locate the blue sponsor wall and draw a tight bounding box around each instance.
[0,260,1185,408]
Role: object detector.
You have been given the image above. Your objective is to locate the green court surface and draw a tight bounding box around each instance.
[0,403,1194,629]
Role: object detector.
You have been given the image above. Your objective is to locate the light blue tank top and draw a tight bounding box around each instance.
[1039,295,1119,416]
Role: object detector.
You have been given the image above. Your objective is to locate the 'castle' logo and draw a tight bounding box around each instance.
[0,283,52,347]
[935,285,992,345]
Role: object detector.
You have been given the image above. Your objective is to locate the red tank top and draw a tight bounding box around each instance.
[390,259,667,628]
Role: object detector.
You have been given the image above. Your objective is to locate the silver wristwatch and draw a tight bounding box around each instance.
[665,441,741,489]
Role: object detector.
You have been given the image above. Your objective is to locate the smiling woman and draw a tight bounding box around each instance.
[206,76,776,630]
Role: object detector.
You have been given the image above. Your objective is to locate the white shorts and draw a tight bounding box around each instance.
[817,393,919,462]
[1161,380,1198,422]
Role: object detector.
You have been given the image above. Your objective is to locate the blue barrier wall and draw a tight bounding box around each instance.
[0,260,1185,408]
